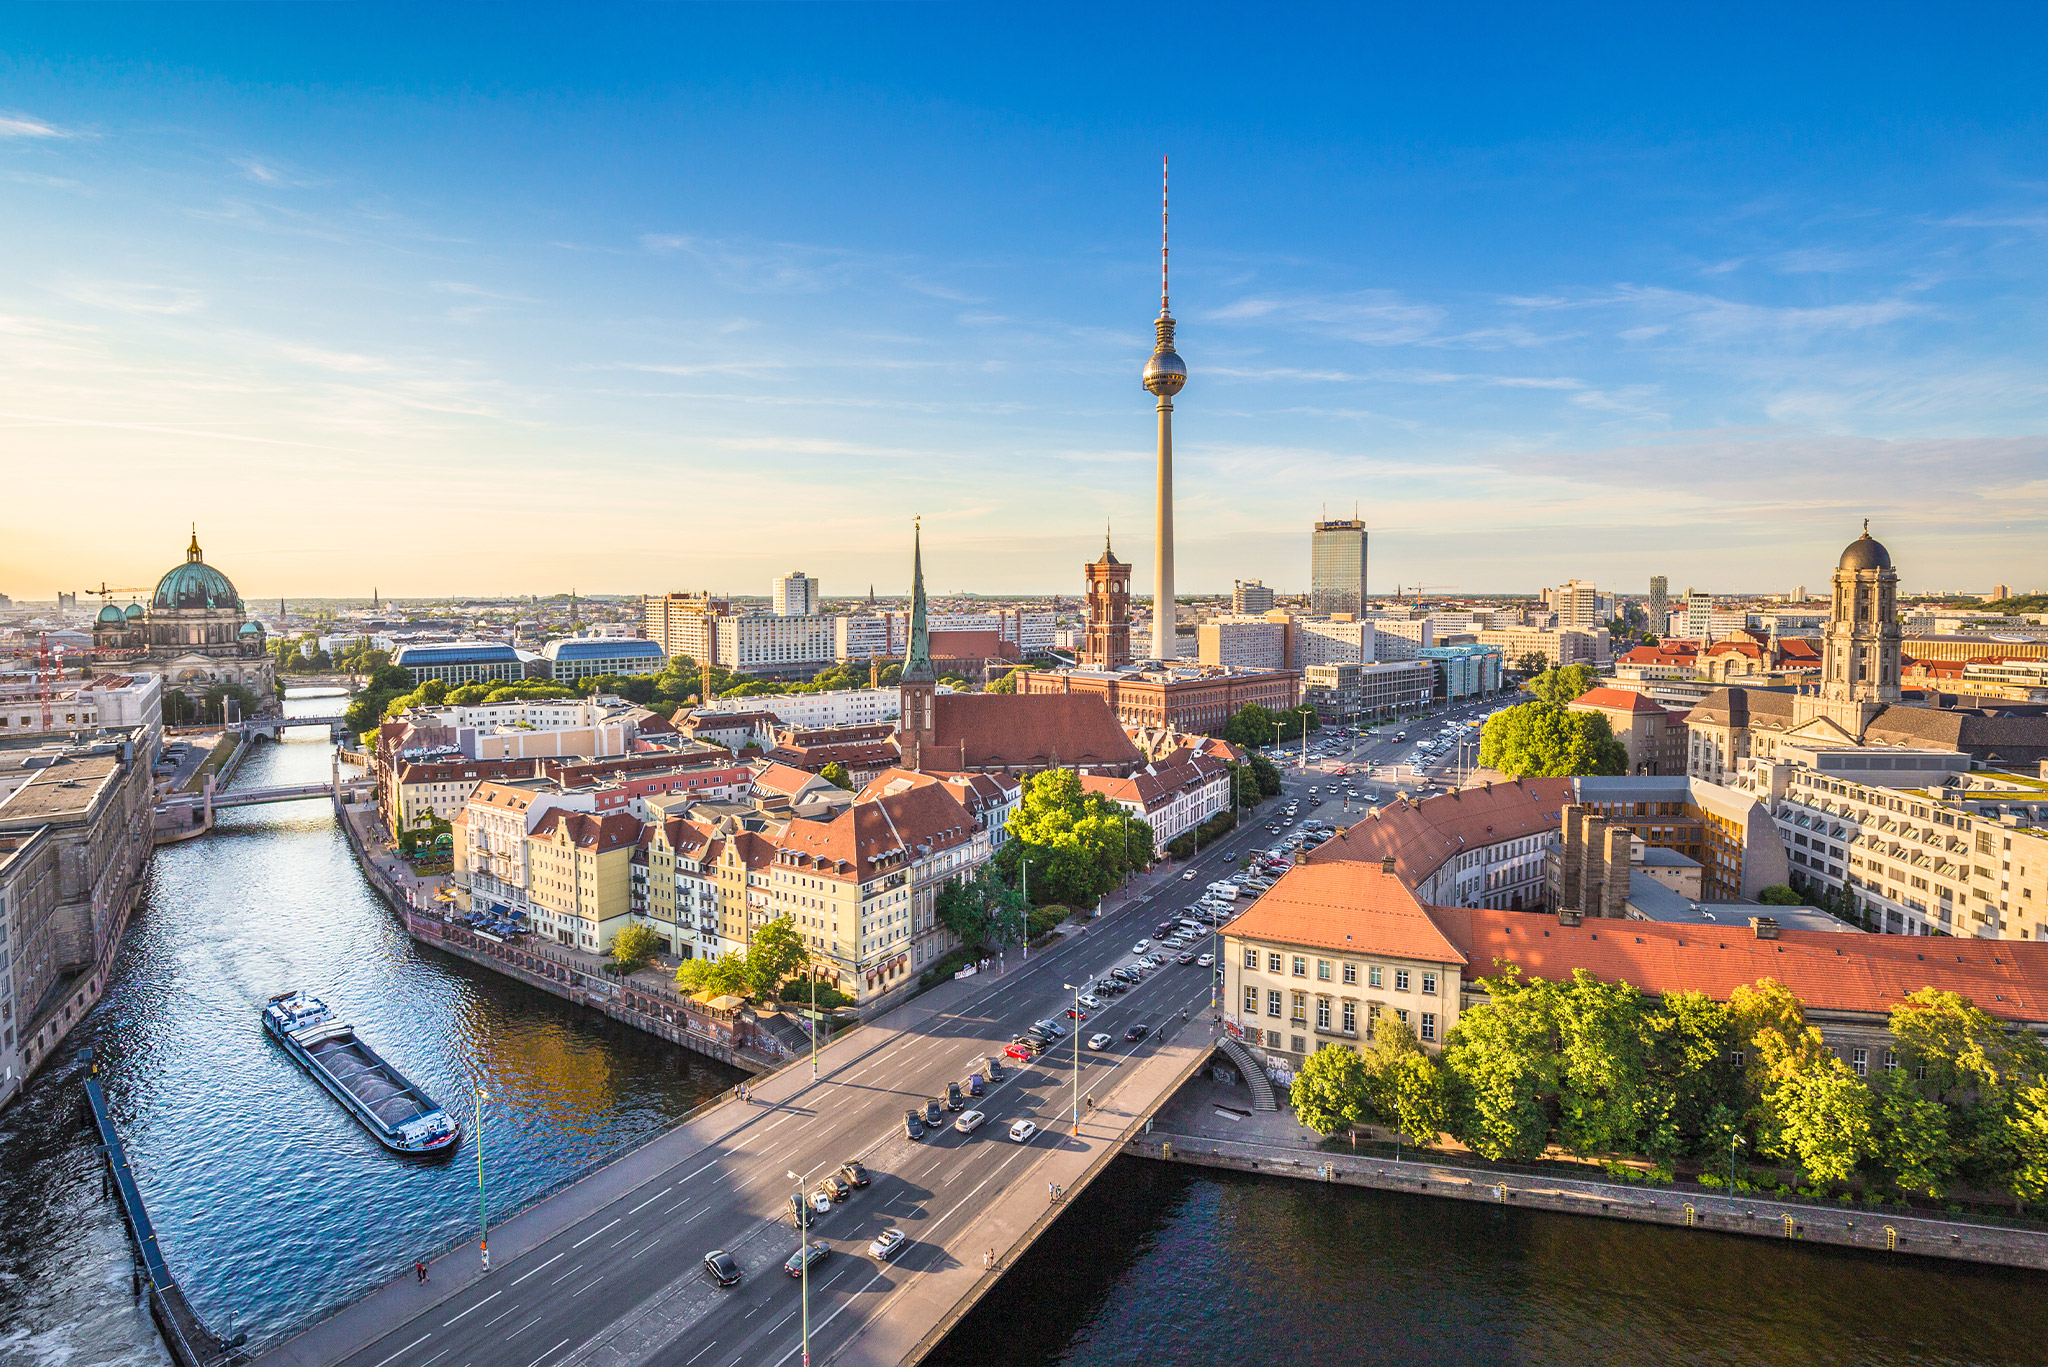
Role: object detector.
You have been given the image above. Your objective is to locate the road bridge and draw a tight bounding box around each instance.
[243,716,1485,1367]
[232,714,351,740]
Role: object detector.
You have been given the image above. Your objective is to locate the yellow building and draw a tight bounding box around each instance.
[636,815,719,961]
[1222,860,1467,1077]
[525,809,641,953]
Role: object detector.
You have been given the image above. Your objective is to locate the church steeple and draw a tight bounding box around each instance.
[901,519,935,685]
[898,519,937,770]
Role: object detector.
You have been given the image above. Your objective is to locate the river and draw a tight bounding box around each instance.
[3,691,2046,1366]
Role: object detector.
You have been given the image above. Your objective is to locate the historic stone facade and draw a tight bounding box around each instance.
[89,529,274,704]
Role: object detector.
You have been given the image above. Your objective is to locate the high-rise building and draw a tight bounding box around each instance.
[1648,576,1668,633]
[1310,519,1368,616]
[1683,589,1715,639]
[1991,584,2012,602]
[1081,533,1133,669]
[643,592,729,666]
[1232,579,1275,614]
[1556,579,1601,629]
[771,571,819,617]
[1142,158,1186,663]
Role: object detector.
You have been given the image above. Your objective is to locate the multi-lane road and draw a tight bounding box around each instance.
[281,700,1504,1367]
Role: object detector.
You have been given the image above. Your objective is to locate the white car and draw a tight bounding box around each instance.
[1181,870,1197,880]
[1008,1119,1038,1143]
[1087,1032,1114,1050]
[1197,953,1215,967]
[954,1109,987,1134]
[868,1227,909,1261]
[1077,993,1102,1010]
[1132,940,1151,953]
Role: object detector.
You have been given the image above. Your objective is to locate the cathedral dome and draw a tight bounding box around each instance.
[124,601,144,620]
[239,620,262,636]
[152,530,241,612]
[1838,524,1892,573]
[96,603,127,625]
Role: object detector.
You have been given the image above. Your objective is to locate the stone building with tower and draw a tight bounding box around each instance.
[1080,533,1133,669]
[87,528,273,705]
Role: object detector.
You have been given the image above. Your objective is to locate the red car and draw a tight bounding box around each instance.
[1004,1042,1034,1061]
[1064,1008,1088,1021]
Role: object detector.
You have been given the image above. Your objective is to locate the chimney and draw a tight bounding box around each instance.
[1750,916,1780,940]
[1558,908,1583,927]
[1380,855,1395,875]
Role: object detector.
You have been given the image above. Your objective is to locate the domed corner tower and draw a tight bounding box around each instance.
[1795,521,1902,740]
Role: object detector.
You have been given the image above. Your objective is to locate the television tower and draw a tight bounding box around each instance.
[1142,155,1187,663]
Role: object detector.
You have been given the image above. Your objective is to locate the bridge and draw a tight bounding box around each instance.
[156,776,376,839]
[248,817,1289,1367]
[232,714,351,740]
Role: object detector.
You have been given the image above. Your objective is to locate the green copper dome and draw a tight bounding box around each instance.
[152,529,242,612]
[96,603,127,625]
[123,601,144,620]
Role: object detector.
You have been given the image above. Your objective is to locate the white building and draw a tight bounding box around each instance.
[1556,579,1601,629]
[1297,617,1377,667]
[772,572,820,617]
[1081,749,1233,849]
[693,686,907,729]
[833,609,1055,661]
[1372,619,1434,660]
[716,613,835,674]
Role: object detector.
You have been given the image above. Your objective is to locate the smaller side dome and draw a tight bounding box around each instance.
[239,621,262,636]
[97,603,127,625]
[124,601,145,620]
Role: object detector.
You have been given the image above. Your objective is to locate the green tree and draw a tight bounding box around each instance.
[2009,1079,2048,1205]
[1756,884,1803,906]
[1642,991,1743,1161]
[1514,650,1547,675]
[986,667,1028,694]
[675,954,750,997]
[1291,1043,1370,1136]
[1554,972,1655,1157]
[935,868,1026,949]
[998,768,1154,906]
[742,915,812,1000]
[1442,966,1562,1161]
[1222,704,1280,749]
[1524,664,1600,706]
[1869,1071,1957,1197]
[819,762,853,792]
[1477,701,1627,778]
[1360,1015,1451,1146]
[1883,987,2046,1193]
[608,923,664,974]
[1771,1054,1871,1184]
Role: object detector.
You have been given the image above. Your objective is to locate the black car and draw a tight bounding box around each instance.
[1125,1023,1150,1042]
[904,1109,925,1140]
[946,1082,965,1111]
[818,1173,852,1202]
[924,1098,944,1126]
[1155,921,1175,937]
[703,1249,741,1286]
[840,1160,871,1188]
[1176,951,1196,965]
[986,1057,1006,1082]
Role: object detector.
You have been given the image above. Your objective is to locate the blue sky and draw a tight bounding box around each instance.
[4,5,2046,602]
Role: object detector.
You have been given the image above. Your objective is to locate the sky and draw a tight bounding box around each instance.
[3,4,2047,604]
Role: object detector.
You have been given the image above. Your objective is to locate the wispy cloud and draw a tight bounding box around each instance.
[60,281,206,315]
[1208,290,1443,345]
[0,112,74,139]
[280,345,392,374]
[641,232,856,293]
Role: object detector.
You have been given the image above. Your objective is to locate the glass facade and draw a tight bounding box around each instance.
[1310,519,1367,616]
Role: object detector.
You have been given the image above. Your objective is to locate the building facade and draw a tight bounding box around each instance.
[1080,539,1134,669]
[714,613,835,677]
[1310,518,1368,617]
[1232,579,1276,614]
[643,593,729,666]
[772,572,820,617]
[393,641,529,686]
[542,637,666,682]
[86,530,274,703]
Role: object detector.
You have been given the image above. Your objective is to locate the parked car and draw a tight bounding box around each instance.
[1132,940,1151,953]
[1077,993,1102,1010]
[703,1249,742,1286]
[1035,1018,1068,1038]
[1088,1032,1114,1050]
[868,1227,909,1262]
[986,1057,1006,1082]
[839,1160,870,1188]
[904,1109,925,1140]
[946,1082,965,1111]
[1176,951,1196,965]
[785,1240,830,1277]
[954,1109,987,1134]
[966,1072,984,1098]
[1125,1023,1150,1042]
[924,1099,943,1126]
[1197,953,1215,967]
[1064,1007,1088,1021]
[1004,1042,1035,1061]
[1008,1119,1038,1143]
[818,1173,852,1202]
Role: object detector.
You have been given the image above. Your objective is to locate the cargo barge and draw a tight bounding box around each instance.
[262,991,460,1155]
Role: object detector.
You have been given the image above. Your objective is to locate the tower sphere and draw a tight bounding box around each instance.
[1143,347,1186,397]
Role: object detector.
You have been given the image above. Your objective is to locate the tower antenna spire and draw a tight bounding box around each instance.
[1160,155,1170,317]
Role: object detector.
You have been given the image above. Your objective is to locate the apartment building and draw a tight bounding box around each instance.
[1016,665,1301,736]
[1416,644,1503,702]
[772,572,820,617]
[1306,777,1570,911]
[643,593,729,665]
[456,779,598,922]
[635,815,721,960]
[1555,579,1601,629]
[715,613,836,676]
[1232,580,1276,614]
[1568,687,1688,775]
[0,829,58,1108]
[835,609,1056,661]
[1475,626,1610,669]
[526,809,641,952]
[693,687,905,730]
[1301,659,1434,721]
[1080,746,1233,849]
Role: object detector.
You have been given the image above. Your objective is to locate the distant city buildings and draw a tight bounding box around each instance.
[1554,578,1602,629]
[1232,579,1275,614]
[771,572,819,617]
[1648,575,1668,634]
[541,637,666,683]
[643,592,729,666]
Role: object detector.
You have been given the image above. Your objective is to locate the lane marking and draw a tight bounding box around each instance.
[682,1206,707,1223]
[571,1218,620,1249]
[366,1335,432,1367]
[627,1188,669,1215]
[441,1290,501,1326]
[509,1251,566,1286]
[571,1275,605,1297]
[609,1230,640,1249]
[662,1197,693,1215]
[419,1351,452,1367]
[631,1236,663,1259]
[506,1314,544,1339]
[550,1263,585,1287]
[524,1339,572,1367]
[482,1303,522,1329]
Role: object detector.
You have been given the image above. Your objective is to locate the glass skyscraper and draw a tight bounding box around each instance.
[1310,519,1368,616]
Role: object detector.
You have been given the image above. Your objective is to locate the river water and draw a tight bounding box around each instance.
[4,691,2047,1366]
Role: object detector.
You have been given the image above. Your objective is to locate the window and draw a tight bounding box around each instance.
[1421,971,1437,995]
[1317,959,1332,981]
[1883,1049,1898,1072]
[1342,1000,1356,1033]
[1316,997,1331,1030]
[1244,985,1259,1014]
[1268,952,1284,974]
[1244,947,1258,970]
[1292,956,1308,977]
[1267,989,1282,1018]
[1290,991,1308,1023]
[1420,1012,1436,1042]
[1369,965,1384,989]
[1366,1002,1382,1037]
[1852,1048,1868,1078]
[1394,1008,1409,1025]
[1342,962,1357,984]
[1394,969,1411,992]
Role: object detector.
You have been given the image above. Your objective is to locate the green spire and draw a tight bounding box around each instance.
[902,518,934,683]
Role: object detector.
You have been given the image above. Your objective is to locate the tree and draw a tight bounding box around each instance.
[819,762,853,792]
[999,768,1154,906]
[742,915,811,1001]
[1869,1071,1957,1197]
[1882,987,2046,1193]
[1642,991,1743,1161]
[1524,664,1600,706]
[935,868,1026,949]
[1243,751,1283,797]
[1222,704,1280,749]
[1477,701,1627,777]
[1514,651,1548,676]
[1756,885,1803,906]
[676,955,750,997]
[2009,1078,2048,1205]
[1771,1054,1870,1184]
[608,923,664,974]
[987,667,1028,694]
[1359,1015,1451,1146]
[1291,1043,1369,1136]
[1441,966,1561,1162]
[1554,972,1655,1158]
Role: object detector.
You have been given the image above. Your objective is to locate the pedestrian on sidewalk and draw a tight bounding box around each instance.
[415,1261,428,1285]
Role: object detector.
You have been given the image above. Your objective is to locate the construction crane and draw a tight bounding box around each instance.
[1398,583,1459,601]
[34,580,153,731]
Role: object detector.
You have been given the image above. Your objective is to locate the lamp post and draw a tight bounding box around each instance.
[809,971,820,1081]
[787,1162,829,1367]
[1728,1132,1744,1195]
[473,1085,490,1272]
[1019,853,1031,962]
[1063,982,1083,1135]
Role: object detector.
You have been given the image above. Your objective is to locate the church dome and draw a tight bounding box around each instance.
[239,620,262,636]
[1838,524,1892,573]
[123,601,144,620]
[96,603,126,625]
[152,529,241,611]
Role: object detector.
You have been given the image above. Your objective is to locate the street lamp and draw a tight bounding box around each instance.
[788,1164,829,1367]
[1063,982,1084,1134]
[1728,1132,1745,1195]
[473,1085,491,1272]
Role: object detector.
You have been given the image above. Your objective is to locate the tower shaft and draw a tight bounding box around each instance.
[1153,396,1175,661]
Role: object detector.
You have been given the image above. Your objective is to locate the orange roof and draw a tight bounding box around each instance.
[1223,862,1468,965]
[925,694,1143,771]
[530,808,641,853]
[1435,908,2048,1024]
[775,781,979,883]
[1305,778,1572,886]
[1572,687,1672,716]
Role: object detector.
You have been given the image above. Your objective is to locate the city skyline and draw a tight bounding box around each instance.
[5,7,2048,598]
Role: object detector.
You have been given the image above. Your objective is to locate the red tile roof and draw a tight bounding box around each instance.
[926,694,1143,772]
[1305,778,1573,886]
[774,781,979,883]
[1433,907,2048,1024]
[530,808,641,853]
[1223,862,1469,965]
[1572,687,1673,715]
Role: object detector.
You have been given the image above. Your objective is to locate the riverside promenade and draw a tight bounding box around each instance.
[1134,1072,2048,1271]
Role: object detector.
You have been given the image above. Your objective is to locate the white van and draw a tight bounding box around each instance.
[1206,882,1241,900]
